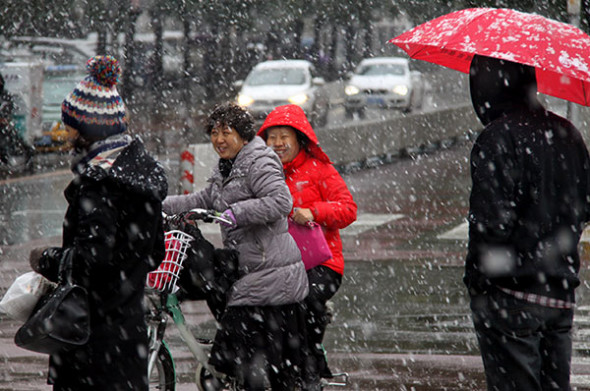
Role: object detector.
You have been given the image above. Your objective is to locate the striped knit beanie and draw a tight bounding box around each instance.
[62,55,127,140]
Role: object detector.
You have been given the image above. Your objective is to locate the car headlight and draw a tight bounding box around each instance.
[392,85,409,96]
[345,85,360,96]
[288,93,309,106]
[237,94,254,107]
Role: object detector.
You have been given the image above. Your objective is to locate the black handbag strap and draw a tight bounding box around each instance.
[57,248,74,285]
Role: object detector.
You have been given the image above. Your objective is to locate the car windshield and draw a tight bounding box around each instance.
[358,63,405,76]
[245,68,307,86]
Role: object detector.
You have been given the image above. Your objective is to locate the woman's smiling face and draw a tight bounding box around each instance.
[210,124,246,159]
[266,126,300,164]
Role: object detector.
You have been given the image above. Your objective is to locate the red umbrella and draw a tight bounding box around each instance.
[390,8,590,106]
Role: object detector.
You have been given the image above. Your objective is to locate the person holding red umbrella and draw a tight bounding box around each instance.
[391,8,590,389]
[464,54,590,391]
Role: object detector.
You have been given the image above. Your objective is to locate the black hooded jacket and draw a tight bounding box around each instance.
[37,137,168,389]
[464,56,590,301]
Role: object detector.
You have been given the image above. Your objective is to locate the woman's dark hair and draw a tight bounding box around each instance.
[205,103,255,141]
[295,129,309,150]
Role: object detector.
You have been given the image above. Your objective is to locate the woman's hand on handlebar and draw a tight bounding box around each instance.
[218,209,237,228]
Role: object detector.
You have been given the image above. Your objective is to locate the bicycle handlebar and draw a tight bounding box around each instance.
[163,208,235,226]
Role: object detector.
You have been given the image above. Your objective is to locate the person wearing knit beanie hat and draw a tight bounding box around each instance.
[29,54,169,391]
[61,55,127,142]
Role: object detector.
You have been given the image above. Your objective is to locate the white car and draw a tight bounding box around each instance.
[344,57,423,118]
[236,60,329,127]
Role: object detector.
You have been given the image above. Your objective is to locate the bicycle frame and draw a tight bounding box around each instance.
[146,292,225,385]
[146,293,171,380]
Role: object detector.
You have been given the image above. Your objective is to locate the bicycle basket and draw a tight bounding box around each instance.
[146,230,194,293]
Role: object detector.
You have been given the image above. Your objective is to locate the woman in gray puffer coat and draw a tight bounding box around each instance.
[163,103,308,390]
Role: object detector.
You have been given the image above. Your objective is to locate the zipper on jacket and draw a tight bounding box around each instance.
[254,235,266,263]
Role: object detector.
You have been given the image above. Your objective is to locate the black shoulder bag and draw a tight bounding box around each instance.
[14,248,90,354]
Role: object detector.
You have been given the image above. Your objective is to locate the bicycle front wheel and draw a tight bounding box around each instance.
[149,345,175,391]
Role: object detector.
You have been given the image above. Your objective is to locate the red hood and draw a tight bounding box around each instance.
[257,104,331,164]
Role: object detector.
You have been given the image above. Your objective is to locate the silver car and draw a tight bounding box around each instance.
[236,60,329,127]
[344,57,423,118]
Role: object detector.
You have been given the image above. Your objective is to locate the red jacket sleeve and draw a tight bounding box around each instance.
[311,164,357,229]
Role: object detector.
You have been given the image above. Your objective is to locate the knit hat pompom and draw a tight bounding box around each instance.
[86,55,121,87]
[62,55,127,141]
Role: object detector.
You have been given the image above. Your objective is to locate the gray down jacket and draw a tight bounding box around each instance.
[163,137,309,306]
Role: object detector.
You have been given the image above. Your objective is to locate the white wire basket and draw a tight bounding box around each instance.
[146,230,194,293]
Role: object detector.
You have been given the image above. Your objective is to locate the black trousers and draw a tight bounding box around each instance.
[209,303,306,391]
[470,290,574,391]
[303,265,342,385]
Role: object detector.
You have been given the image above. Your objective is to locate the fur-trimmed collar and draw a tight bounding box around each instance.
[72,136,168,201]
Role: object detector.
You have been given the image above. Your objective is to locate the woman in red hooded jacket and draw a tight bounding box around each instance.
[258,104,357,390]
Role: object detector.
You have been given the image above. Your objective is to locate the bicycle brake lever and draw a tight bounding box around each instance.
[214,214,234,226]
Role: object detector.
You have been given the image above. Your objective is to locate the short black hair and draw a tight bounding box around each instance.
[205,103,255,141]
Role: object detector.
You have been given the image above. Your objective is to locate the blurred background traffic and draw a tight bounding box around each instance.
[0,0,587,174]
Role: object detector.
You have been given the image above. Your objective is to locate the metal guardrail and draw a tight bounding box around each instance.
[321,105,481,168]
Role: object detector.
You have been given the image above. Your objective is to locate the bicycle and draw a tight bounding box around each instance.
[144,208,349,390]
[145,208,233,391]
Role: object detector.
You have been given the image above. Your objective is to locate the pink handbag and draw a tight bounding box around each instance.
[288,219,332,270]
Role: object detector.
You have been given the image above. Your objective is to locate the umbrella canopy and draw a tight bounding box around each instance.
[390,8,590,106]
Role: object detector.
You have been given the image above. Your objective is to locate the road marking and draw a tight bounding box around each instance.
[341,213,404,236]
[197,213,404,237]
[10,209,65,217]
[437,221,468,241]
[438,221,590,243]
